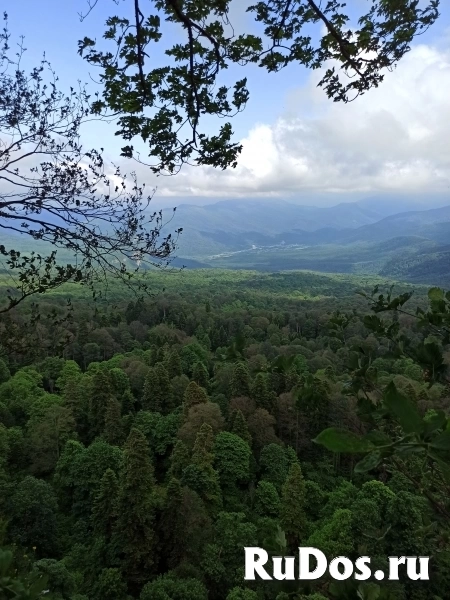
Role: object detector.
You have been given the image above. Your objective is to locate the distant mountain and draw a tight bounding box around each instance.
[3,197,450,285]
[169,198,382,236]
[166,200,450,285]
[169,199,450,258]
[341,206,450,245]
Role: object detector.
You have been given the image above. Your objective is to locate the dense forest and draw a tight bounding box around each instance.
[1,270,449,600]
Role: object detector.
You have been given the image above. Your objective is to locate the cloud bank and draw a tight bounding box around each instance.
[139,40,450,199]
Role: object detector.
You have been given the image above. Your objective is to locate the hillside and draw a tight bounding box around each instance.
[164,201,450,285]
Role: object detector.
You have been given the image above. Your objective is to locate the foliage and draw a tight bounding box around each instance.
[0,15,179,314]
[78,0,440,173]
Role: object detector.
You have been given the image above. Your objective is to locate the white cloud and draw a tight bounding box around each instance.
[131,41,450,199]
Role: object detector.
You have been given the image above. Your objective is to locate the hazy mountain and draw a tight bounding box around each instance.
[341,205,450,245]
[169,199,450,257]
[167,200,450,285]
[169,199,382,237]
[3,197,450,285]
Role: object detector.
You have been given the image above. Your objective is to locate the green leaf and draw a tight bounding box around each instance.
[363,431,392,446]
[354,451,382,473]
[429,430,450,453]
[313,428,373,453]
[383,382,423,435]
[423,411,447,437]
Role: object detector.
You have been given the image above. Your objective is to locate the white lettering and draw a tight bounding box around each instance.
[244,547,272,580]
[298,547,327,580]
[329,557,353,581]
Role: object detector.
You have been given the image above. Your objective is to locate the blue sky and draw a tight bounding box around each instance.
[3,1,450,206]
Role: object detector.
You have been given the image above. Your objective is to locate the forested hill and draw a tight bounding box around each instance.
[1,270,449,600]
[159,202,450,285]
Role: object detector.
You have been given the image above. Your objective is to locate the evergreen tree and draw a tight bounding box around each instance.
[155,362,173,414]
[182,424,222,510]
[192,423,215,466]
[230,409,252,446]
[103,398,123,446]
[183,381,209,416]
[88,370,114,440]
[171,374,190,407]
[280,461,307,551]
[115,429,156,586]
[192,362,209,389]
[167,349,182,378]
[297,375,330,455]
[141,367,160,412]
[121,389,136,416]
[230,363,251,398]
[251,372,274,412]
[200,334,212,351]
[254,480,280,518]
[159,477,185,569]
[142,365,173,414]
[63,377,88,438]
[0,358,11,384]
[168,440,191,479]
[148,345,158,366]
[92,468,119,540]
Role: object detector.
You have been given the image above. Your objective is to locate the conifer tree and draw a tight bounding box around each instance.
[121,389,136,416]
[200,334,212,351]
[192,423,215,466]
[115,429,156,585]
[167,349,182,378]
[183,381,209,416]
[171,374,190,408]
[148,345,158,366]
[159,477,185,569]
[217,326,228,347]
[89,370,114,440]
[142,364,173,413]
[63,377,88,437]
[154,362,173,414]
[0,358,10,384]
[280,461,307,551]
[92,468,119,541]
[231,363,251,398]
[193,362,209,389]
[230,409,252,446]
[142,367,160,412]
[103,398,123,446]
[168,440,191,479]
[182,424,222,510]
[251,372,274,412]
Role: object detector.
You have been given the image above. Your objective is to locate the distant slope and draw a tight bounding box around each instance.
[168,199,386,257]
[341,206,450,245]
[169,199,450,258]
[170,198,383,234]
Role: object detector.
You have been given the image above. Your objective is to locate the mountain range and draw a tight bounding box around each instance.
[2,197,449,286]
[162,199,450,285]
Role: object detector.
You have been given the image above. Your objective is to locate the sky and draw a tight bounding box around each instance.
[3,0,450,208]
